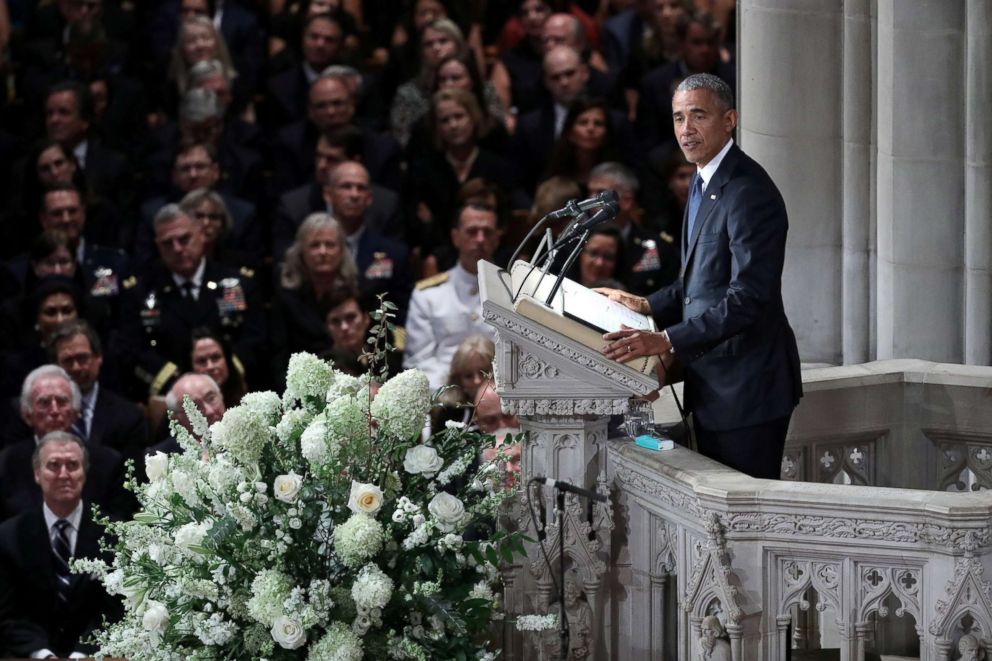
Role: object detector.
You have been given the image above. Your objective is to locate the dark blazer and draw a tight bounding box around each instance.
[620,223,680,296]
[265,64,310,129]
[273,122,403,195]
[272,181,403,261]
[646,144,801,431]
[0,504,120,657]
[354,229,413,325]
[0,439,130,522]
[89,385,150,467]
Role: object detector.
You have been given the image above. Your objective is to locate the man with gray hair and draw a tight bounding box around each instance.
[600,73,801,481]
[0,366,128,521]
[147,372,225,456]
[587,161,679,295]
[118,203,265,398]
[0,430,122,658]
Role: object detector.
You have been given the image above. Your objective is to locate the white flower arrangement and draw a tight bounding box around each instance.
[516,614,559,631]
[90,344,524,659]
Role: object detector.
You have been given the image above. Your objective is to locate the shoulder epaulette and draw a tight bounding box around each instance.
[415,272,449,290]
[659,231,674,244]
[240,266,255,278]
[123,275,138,289]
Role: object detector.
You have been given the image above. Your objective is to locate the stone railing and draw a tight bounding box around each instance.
[501,361,992,661]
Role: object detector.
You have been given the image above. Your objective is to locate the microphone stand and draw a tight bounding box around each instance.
[544,229,590,307]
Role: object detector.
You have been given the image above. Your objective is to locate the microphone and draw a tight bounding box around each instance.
[551,204,620,251]
[533,476,608,503]
[548,190,619,219]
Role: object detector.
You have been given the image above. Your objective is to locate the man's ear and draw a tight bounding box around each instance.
[724,108,739,133]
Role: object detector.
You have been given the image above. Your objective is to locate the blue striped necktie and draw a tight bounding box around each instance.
[52,519,73,602]
[686,174,704,245]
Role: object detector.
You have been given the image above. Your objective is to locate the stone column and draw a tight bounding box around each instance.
[738,0,845,364]
[875,0,966,361]
[964,0,992,364]
[841,0,873,364]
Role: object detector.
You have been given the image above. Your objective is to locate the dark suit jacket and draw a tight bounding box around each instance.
[355,229,413,325]
[90,385,149,467]
[273,122,403,195]
[272,181,403,260]
[265,64,310,129]
[0,439,130,522]
[646,144,801,431]
[0,504,120,657]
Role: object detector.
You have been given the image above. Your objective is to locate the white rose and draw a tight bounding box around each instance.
[145,451,168,482]
[142,600,169,633]
[403,445,443,476]
[428,492,466,530]
[273,472,303,503]
[270,615,306,650]
[347,480,384,515]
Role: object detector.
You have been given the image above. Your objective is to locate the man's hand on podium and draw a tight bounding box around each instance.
[602,325,672,363]
[593,287,651,315]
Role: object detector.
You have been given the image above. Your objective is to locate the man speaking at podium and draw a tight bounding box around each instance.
[599,73,801,480]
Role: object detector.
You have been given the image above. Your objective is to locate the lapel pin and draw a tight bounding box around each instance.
[710,194,717,200]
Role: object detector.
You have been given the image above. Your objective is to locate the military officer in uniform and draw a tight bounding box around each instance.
[587,162,679,295]
[118,204,266,398]
[403,203,499,390]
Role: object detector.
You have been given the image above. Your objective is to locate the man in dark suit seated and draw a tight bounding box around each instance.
[147,372,225,455]
[0,431,121,658]
[636,11,736,151]
[328,161,412,323]
[600,74,802,480]
[273,126,402,261]
[272,71,402,195]
[0,365,129,522]
[265,12,347,129]
[50,319,149,467]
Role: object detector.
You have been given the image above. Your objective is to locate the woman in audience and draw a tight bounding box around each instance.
[543,97,624,190]
[435,335,495,427]
[164,15,239,116]
[569,224,625,289]
[406,50,512,160]
[0,276,84,400]
[322,285,403,377]
[178,188,262,270]
[407,87,521,259]
[390,17,465,148]
[271,213,359,383]
[189,327,247,409]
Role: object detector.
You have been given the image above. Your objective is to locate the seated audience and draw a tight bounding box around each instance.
[323,285,403,377]
[0,365,128,522]
[0,431,122,658]
[148,372,226,455]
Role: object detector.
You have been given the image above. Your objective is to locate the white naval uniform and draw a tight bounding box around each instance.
[402,263,495,390]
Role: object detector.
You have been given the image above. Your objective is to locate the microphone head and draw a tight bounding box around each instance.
[598,189,619,209]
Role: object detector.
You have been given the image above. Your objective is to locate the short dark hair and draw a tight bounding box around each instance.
[46,80,94,122]
[324,125,365,158]
[48,318,103,360]
[41,181,83,208]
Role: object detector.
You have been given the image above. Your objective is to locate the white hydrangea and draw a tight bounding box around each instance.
[241,390,282,422]
[325,396,367,445]
[193,611,237,646]
[516,614,558,631]
[326,372,362,401]
[169,467,201,507]
[332,513,384,568]
[308,621,362,661]
[468,581,495,605]
[284,352,335,407]
[247,569,293,626]
[352,563,393,611]
[206,453,243,495]
[276,407,313,444]
[210,404,273,466]
[370,369,430,440]
[300,417,333,465]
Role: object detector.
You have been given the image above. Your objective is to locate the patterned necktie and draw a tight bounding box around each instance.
[52,519,73,603]
[686,174,704,246]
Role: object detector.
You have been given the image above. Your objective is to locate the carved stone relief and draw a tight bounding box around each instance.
[518,352,561,380]
[682,513,745,625]
[929,556,992,641]
[858,565,923,629]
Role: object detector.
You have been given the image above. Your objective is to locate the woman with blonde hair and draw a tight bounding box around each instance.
[169,15,237,98]
[435,334,495,427]
[271,213,359,383]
